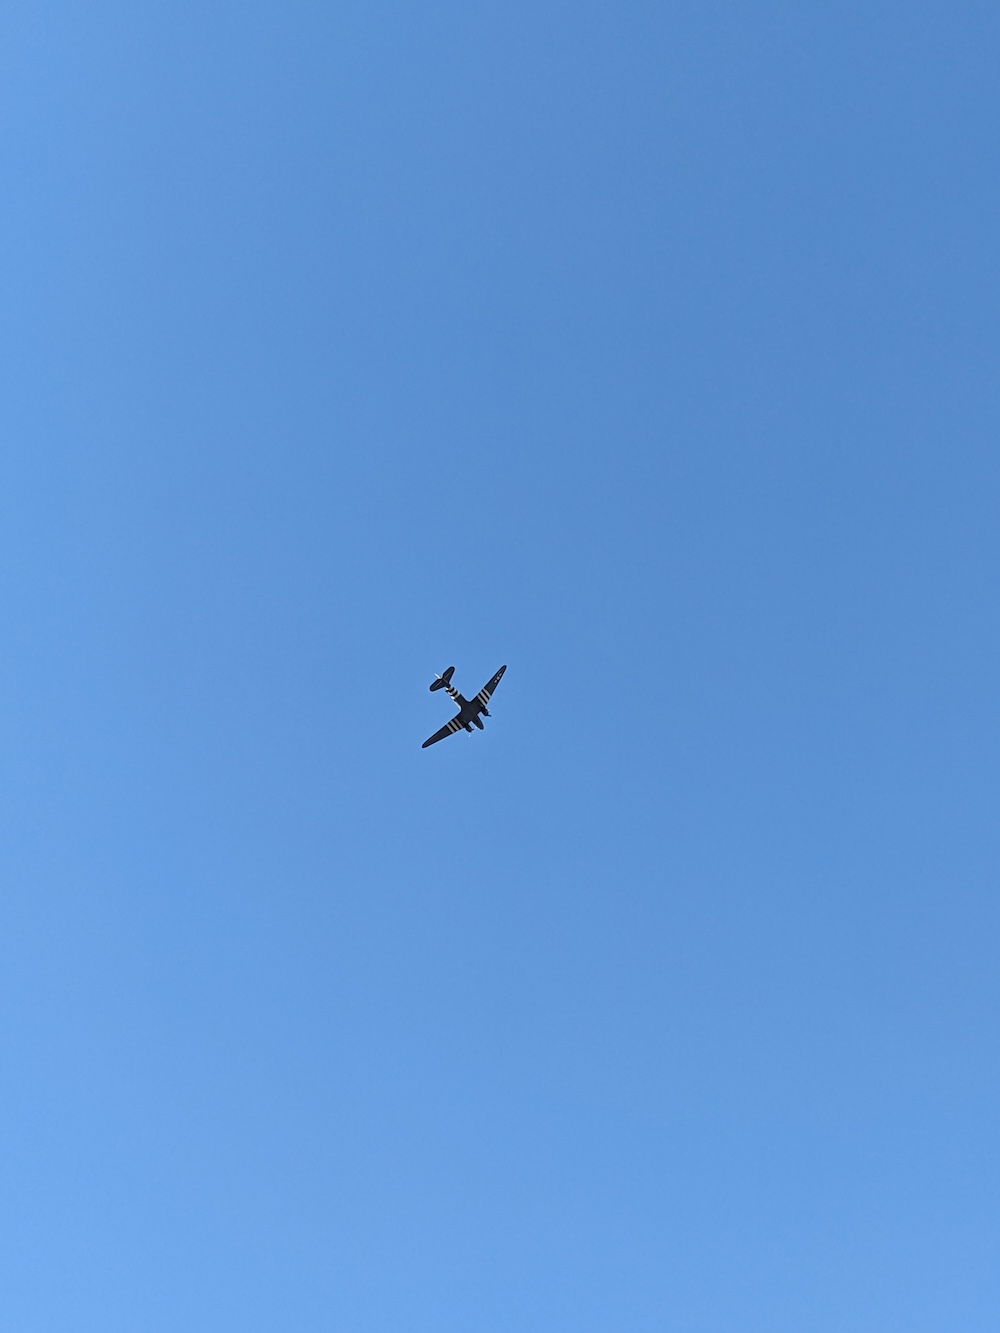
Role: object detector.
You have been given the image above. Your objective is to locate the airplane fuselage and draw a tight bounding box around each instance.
[451,695,486,729]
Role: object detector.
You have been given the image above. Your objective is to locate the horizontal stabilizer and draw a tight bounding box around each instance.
[429,665,456,692]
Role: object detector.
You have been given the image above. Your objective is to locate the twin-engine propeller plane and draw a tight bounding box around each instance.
[421,664,507,748]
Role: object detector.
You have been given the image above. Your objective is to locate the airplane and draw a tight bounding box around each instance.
[421,664,507,748]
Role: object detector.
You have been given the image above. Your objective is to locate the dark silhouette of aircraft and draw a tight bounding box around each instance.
[421,664,507,748]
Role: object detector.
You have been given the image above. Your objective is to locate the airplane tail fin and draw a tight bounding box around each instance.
[429,665,456,692]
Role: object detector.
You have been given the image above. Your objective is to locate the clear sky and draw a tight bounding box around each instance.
[2,2,999,1329]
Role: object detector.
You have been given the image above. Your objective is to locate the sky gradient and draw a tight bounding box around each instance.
[2,2,999,1329]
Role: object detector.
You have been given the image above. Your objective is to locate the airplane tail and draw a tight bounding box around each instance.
[429,665,456,692]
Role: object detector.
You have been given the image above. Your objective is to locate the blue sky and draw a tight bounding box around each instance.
[2,2,999,1329]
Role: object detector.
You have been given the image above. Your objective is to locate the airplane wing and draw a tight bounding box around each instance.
[421,715,465,748]
[473,664,507,708]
